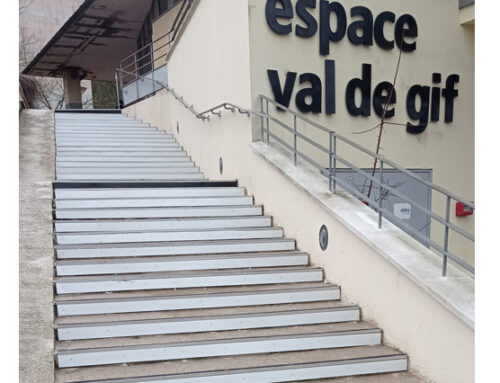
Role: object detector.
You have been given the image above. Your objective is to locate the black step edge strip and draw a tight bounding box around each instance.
[55,109,122,114]
[53,180,239,189]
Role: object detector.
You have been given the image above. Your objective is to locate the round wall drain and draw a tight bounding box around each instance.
[176,122,179,134]
[319,225,329,251]
[219,157,223,175]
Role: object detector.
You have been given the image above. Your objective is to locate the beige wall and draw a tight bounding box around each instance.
[125,1,475,380]
[152,2,184,69]
[248,0,475,266]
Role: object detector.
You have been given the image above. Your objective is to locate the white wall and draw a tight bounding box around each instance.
[124,1,475,381]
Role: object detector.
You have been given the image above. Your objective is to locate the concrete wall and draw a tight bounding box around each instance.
[246,0,475,267]
[124,1,475,381]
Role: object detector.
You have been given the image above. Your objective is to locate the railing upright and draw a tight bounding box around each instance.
[443,196,451,276]
[379,161,384,229]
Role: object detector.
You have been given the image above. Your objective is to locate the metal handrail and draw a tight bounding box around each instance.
[149,84,474,276]
[118,0,194,78]
[115,1,474,277]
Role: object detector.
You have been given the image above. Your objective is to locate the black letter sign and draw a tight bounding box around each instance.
[266,0,294,35]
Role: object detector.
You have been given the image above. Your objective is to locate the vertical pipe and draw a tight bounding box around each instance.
[443,195,451,276]
[333,135,337,194]
[151,45,155,93]
[378,160,384,229]
[260,97,264,141]
[293,115,297,166]
[329,132,334,192]
[114,71,120,109]
[135,53,140,100]
[266,100,270,144]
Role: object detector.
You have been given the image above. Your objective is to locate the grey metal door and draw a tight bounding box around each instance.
[335,169,433,245]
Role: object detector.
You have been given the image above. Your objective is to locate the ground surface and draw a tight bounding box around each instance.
[19,110,55,383]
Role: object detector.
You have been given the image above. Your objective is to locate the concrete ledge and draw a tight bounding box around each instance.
[251,141,474,329]
[19,110,55,383]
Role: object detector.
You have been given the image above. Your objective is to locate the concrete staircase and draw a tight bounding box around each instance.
[52,112,425,382]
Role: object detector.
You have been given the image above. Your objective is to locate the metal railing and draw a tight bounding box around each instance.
[113,4,474,276]
[115,0,194,106]
[149,84,474,277]
[257,96,474,276]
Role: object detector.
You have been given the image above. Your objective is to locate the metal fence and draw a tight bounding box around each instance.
[258,95,474,276]
[114,0,474,277]
[115,0,194,106]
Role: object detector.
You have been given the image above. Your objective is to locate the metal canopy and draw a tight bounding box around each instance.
[23,0,153,81]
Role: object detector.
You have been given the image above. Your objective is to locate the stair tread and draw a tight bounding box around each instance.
[55,322,379,351]
[54,345,419,383]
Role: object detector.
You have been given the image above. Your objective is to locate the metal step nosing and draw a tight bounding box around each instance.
[54,187,245,199]
[54,197,254,209]
[56,174,205,181]
[55,286,340,316]
[56,307,360,340]
[55,227,282,245]
[54,268,322,294]
[56,329,381,368]
[55,253,308,275]
[55,238,294,258]
[53,216,270,232]
[71,355,407,383]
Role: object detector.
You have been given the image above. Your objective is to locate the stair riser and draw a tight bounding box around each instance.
[56,167,199,175]
[54,188,244,199]
[56,330,381,367]
[54,217,270,232]
[56,153,188,160]
[56,240,293,259]
[56,270,323,294]
[57,309,359,340]
[55,228,283,245]
[55,288,340,316]
[56,174,205,181]
[55,197,253,209]
[56,254,307,275]
[72,357,407,383]
[55,206,262,220]
[56,161,194,168]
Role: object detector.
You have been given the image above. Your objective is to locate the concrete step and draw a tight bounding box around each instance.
[60,355,408,383]
[54,187,245,199]
[56,161,195,168]
[56,142,179,148]
[55,267,322,294]
[55,238,295,258]
[55,205,263,219]
[56,166,199,174]
[56,173,205,181]
[56,167,199,174]
[56,147,183,153]
[55,196,253,209]
[55,284,340,316]
[54,345,421,383]
[55,251,308,276]
[56,306,360,340]
[56,328,382,368]
[55,227,283,245]
[56,152,189,160]
[54,216,270,232]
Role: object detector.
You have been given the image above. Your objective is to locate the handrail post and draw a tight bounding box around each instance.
[260,97,264,141]
[135,53,140,99]
[266,99,270,144]
[151,45,155,93]
[293,115,297,166]
[333,135,337,194]
[329,132,334,192]
[378,160,384,229]
[443,195,451,276]
[114,71,120,109]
